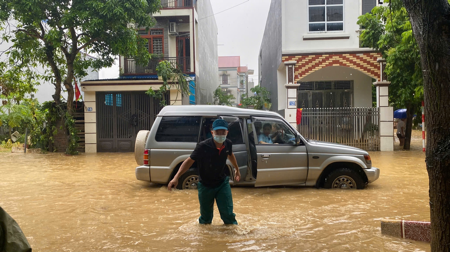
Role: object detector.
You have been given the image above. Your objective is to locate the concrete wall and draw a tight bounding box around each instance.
[196,0,218,105]
[282,0,361,53]
[259,0,283,112]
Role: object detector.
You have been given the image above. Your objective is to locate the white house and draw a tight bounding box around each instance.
[81,0,219,153]
[259,0,393,151]
[218,56,254,106]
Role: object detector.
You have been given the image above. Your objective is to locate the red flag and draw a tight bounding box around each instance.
[296,108,303,125]
[74,77,81,101]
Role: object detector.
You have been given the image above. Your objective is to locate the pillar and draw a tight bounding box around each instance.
[373,58,394,151]
[84,91,97,153]
[284,61,298,128]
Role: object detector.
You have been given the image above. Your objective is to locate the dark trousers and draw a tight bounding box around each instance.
[197,177,238,225]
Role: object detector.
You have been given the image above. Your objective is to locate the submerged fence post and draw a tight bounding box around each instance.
[24,128,28,153]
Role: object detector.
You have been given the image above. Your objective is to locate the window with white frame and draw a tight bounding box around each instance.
[309,0,344,32]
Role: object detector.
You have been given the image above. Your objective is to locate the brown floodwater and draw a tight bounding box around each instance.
[1,132,431,251]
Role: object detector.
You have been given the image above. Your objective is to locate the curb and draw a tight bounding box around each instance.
[381,219,431,243]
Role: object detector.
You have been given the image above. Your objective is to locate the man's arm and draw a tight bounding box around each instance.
[228,153,241,182]
[167,157,195,191]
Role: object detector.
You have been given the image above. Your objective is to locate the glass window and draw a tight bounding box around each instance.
[253,119,296,145]
[222,74,228,84]
[226,120,244,145]
[309,0,344,32]
[220,117,244,144]
[297,81,354,108]
[309,7,325,22]
[138,29,148,35]
[152,38,163,54]
[309,0,325,5]
[105,94,113,106]
[116,94,122,107]
[156,116,201,142]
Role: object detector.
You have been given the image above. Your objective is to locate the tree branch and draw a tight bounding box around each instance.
[17,29,42,40]
[76,32,89,40]
[69,27,78,61]
[77,37,99,52]
[39,22,46,38]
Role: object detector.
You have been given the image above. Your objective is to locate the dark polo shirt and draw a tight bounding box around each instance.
[190,138,233,188]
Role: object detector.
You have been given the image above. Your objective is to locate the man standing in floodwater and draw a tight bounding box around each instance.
[168,119,241,225]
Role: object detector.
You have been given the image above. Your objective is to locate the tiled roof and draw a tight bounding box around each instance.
[238,66,248,73]
[219,56,240,68]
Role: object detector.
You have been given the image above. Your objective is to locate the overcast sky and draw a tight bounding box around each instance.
[100,0,272,85]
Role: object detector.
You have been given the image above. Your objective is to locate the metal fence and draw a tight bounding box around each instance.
[298,107,380,151]
[161,0,194,8]
[124,57,191,75]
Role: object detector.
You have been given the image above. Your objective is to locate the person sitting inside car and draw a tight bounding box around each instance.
[258,123,274,144]
[270,123,285,144]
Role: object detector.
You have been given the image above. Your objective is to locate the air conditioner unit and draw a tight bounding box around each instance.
[169,22,177,34]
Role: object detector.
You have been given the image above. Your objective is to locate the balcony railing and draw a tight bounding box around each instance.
[161,0,194,8]
[123,57,191,75]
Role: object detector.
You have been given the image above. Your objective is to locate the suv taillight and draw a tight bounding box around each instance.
[364,154,371,164]
[144,149,149,165]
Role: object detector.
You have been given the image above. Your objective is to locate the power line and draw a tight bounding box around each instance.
[198,0,250,21]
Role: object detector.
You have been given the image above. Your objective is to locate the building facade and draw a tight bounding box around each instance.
[218,56,254,106]
[259,0,394,151]
[81,0,218,153]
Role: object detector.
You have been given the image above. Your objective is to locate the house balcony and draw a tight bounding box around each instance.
[123,57,191,75]
[161,0,196,9]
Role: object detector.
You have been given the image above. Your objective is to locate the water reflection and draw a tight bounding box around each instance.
[0,136,430,251]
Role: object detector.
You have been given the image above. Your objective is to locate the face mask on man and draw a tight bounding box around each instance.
[213,135,227,144]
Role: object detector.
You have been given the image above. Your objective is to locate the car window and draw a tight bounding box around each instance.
[223,118,244,144]
[253,118,296,145]
[155,116,201,142]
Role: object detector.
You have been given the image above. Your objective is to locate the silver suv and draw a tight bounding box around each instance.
[134,105,380,189]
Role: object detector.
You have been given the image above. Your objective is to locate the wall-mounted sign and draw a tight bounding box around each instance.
[288,99,297,109]
[87,107,93,112]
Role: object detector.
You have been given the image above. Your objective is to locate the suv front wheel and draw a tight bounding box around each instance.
[177,170,199,190]
[324,167,365,189]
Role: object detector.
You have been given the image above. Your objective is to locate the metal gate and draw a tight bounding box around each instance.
[298,107,380,151]
[96,91,167,152]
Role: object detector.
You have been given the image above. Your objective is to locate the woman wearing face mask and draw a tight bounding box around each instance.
[168,119,241,225]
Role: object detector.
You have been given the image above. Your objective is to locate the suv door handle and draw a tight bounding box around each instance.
[261,154,270,158]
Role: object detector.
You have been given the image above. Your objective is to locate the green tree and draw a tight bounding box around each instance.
[146,60,191,106]
[0,61,39,136]
[240,86,271,110]
[213,87,234,106]
[358,0,423,150]
[0,0,160,114]
[402,0,450,250]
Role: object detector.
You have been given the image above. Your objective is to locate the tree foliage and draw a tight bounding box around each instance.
[213,87,235,106]
[146,60,191,106]
[358,0,423,108]
[0,61,38,104]
[0,0,161,113]
[358,0,423,149]
[240,86,271,110]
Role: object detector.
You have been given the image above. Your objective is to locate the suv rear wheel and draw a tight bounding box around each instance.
[324,167,365,189]
[177,170,199,190]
